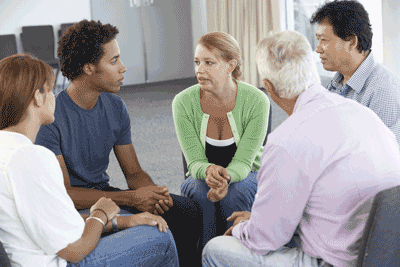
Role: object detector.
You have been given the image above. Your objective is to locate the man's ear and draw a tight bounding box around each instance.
[263,78,280,99]
[83,63,95,76]
[348,35,359,52]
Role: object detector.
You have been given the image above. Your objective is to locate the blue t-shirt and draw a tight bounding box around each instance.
[35,90,132,187]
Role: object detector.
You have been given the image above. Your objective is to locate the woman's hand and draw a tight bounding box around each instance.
[205,165,231,189]
[130,212,169,232]
[90,197,120,221]
[207,180,229,202]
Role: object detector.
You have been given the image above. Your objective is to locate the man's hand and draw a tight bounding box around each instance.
[224,211,251,236]
[205,165,231,189]
[130,186,173,213]
[152,188,173,215]
[207,181,229,202]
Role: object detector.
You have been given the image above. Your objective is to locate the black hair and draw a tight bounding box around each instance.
[310,0,372,53]
[57,19,119,80]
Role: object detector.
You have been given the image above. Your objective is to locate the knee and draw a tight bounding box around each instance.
[202,236,232,260]
[181,177,209,201]
[228,176,257,199]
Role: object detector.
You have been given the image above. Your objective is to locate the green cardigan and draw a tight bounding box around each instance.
[172,79,270,183]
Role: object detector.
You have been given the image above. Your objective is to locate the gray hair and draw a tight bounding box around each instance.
[256,31,321,99]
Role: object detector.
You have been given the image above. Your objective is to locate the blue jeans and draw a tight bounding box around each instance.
[181,172,258,236]
[67,215,179,267]
[79,193,212,267]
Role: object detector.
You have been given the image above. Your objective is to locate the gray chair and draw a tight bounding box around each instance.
[356,185,400,266]
[20,25,60,89]
[0,34,18,61]
[182,91,272,179]
[0,240,11,267]
[58,23,75,40]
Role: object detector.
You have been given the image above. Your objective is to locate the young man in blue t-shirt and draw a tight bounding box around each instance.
[35,20,214,267]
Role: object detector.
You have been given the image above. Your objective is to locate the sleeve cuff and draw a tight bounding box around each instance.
[227,168,241,184]
[232,220,249,240]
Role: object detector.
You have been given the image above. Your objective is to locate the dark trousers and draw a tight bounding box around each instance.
[79,184,218,267]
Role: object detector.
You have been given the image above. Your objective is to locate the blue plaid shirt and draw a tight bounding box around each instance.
[327,52,400,149]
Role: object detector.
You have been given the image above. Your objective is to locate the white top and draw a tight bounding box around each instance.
[205,137,235,147]
[0,131,85,267]
[232,84,400,267]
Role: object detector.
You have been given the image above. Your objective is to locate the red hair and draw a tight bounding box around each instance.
[0,53,54,130]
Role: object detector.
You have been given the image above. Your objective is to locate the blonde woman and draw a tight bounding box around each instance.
[173,32,270,235]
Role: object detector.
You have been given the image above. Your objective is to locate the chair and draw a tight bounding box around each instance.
[356,185,400,266]
[0,240,11,267]
[20,25,60,88]
[58,23,75,40]
[0,34,18,61]
[182,91,273,179]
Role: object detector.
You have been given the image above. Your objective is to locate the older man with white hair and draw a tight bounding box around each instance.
[201,30,400,267]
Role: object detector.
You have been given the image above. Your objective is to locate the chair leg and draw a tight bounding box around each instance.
[53,68,60,92]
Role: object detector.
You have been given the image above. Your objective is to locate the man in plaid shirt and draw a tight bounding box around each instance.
[311,0,400,149]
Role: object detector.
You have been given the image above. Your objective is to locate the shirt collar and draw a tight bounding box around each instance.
[293,84,328,113]
[330,72,343,89]
[346,51,376,93]
[331,51,377,93]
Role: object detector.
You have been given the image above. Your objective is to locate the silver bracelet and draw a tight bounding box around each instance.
[112,214,120,232]
[86,216,105,228]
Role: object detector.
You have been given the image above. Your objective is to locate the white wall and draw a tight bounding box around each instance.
[360,0,383,64]
[382,0,400,77]
[0,0,91,56]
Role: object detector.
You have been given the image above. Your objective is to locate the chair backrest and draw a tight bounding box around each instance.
[58,23,75,40]
[0,240,11,267]
[0,34,17,61]
[356,185,400,266]
[21,25,55,60]
[182,91,272,179]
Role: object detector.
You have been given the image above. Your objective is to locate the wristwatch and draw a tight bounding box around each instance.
[112,214,120,232]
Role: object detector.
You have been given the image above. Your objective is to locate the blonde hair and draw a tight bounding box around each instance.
[198,32,243,80]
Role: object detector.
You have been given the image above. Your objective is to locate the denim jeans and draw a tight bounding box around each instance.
[79,190,214,267]
[202,236,321,267]
[66,216,179,267]
[181,172,258,236]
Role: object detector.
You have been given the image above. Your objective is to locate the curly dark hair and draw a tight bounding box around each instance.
[57,20,119,80]
[310,0,372,53]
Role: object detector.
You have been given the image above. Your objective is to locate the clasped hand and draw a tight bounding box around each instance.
[130,185,173,215]
[205,165,230,202]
